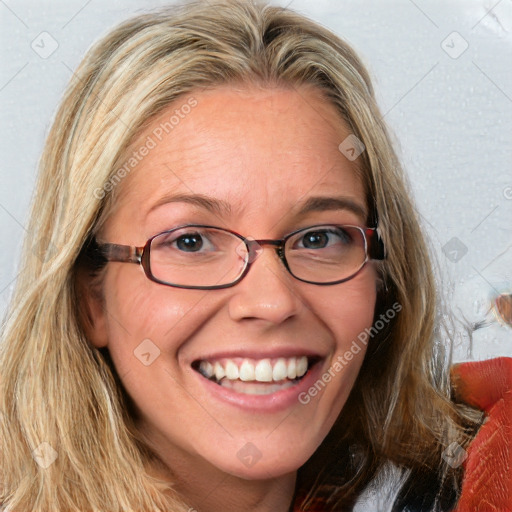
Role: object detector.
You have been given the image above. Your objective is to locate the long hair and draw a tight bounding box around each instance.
[0,1,481,510]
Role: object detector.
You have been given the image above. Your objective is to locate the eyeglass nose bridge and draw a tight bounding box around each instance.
[237,237,286,265]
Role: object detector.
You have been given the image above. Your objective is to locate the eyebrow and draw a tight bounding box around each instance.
[147,193,233,216]
[297,196,367,221]
[148,193,367,221]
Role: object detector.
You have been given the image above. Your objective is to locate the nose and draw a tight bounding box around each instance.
[228,244,304,324]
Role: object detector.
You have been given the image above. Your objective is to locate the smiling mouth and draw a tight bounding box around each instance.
[192,355,321,395]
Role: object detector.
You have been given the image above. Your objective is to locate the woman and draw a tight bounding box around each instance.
[0,1,509,510]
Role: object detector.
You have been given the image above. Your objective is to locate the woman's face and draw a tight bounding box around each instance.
[88,84,378,480]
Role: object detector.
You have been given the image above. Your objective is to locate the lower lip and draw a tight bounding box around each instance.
[193,359,326,413]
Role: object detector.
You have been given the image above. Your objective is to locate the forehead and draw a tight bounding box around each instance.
[108,84,367,235]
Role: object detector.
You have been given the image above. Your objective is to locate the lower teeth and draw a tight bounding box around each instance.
[218,378,298,395]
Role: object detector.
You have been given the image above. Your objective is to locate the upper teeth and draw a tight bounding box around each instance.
[198,356,309,383]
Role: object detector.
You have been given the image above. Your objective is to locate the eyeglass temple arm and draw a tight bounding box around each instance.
[97,242,143,264]
[367,228,386,260]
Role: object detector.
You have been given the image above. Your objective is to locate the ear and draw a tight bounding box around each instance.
[76,267,109,348]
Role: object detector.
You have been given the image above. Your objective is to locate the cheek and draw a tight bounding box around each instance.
[100,266,215,369]
[296,270,378,436]
[315,271,378,348]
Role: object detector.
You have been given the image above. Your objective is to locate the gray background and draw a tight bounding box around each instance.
[1,0,511,361]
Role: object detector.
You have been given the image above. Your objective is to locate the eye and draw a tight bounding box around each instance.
[296,227,352,250]
[154,228,217,253]
[301,231,329,249]
[176,233,204,252]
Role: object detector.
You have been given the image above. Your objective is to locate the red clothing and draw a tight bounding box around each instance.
[452,357,512,512]
[292,357,512,512]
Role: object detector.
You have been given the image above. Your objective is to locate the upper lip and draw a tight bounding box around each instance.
[191,347,326,364]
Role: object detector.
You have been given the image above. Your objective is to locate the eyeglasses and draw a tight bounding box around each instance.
[93,224,385,290]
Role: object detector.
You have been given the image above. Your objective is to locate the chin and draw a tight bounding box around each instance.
[200,436,319,481]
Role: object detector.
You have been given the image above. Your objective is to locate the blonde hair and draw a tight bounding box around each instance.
[0,1,481,510]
